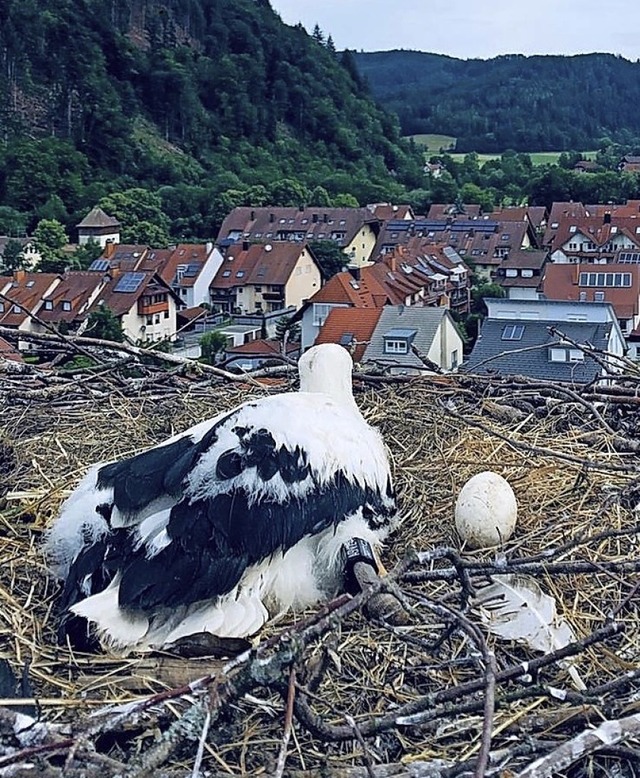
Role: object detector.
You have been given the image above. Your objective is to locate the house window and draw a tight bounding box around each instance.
[501,324,525,341]
[255,286,262,293]
[222,270,231,277]
[384,338,409,354]
[154,314,160,324]
[451,349,459,369]
[62,301,71,311]
[579,272,631,287]
[236,271,245,278]
[594,291,605,302]
[44,300,53,310]
[569,349,584,362]
[0,303,3,312]
[521,269,533,278]
[312,303,332,327]
[505,268,518,278]
[164,310,169,319]
[146,316,153,325]
[549,348,566,362]
[12,304,20,313]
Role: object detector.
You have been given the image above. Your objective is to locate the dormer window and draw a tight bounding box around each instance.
[383,328,417,355]
[62,301,71,311]
[44,300,53,310]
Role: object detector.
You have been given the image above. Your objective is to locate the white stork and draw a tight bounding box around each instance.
[44,344,399,652]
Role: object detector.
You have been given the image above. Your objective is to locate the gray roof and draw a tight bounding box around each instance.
[363,306,448,366]
[76,207,120,229]
[465,318,611,383]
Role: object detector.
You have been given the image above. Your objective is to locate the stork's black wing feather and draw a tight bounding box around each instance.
[96,418,227,513]
[117,470,395,611]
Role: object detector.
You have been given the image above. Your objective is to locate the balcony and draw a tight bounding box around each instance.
[138,300,169,315]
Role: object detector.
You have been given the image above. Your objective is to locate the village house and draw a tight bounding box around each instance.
[84,269,182,343]
[210,241,321,316]
[466,297,625,383]
[142,242,224,308]
[298,244,470,350]
[224,339,300,372]
[362,305,464,374]
[618,156,640,174]
[215,206,382,267]
[76,206,121,247]
[541,262,640,356]
[314,307,383,363]
[495,248,548,300]
[0,271,60,346]
[36,271,108,334]
[372,216,530,278]
[0,237,42,270]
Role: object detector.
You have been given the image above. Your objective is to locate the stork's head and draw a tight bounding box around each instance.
[298,344,357,409]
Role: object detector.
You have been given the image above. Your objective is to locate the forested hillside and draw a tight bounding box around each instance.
[354,51,640,152]
[0,0,423,239]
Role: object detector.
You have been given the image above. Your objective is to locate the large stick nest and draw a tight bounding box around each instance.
[1,357,640,777]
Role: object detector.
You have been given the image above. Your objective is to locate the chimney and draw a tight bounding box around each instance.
[389,252,398,273]
[14,269,26,283]
[242,240,250,251]
[299,204,304,212]
[312,214,318,223]
[104,242,116,259]
[250,210,255,221]
[604,212,611,224]
[269,213,275,223]
[323,213,328,223]
[347,264,360,281]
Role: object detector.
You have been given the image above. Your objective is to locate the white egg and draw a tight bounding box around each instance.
[454,471,517,549]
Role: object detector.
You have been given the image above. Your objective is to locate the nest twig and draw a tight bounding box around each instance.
[2,352,640,777]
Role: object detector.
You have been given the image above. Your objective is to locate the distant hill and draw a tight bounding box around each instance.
[354,51,640,153]
[0,0,423,236]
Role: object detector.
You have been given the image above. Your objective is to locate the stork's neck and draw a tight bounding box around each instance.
[301,370,359,411]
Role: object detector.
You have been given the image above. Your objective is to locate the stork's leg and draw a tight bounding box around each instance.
[341,538,409,625]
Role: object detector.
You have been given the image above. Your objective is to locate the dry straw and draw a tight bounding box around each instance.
[1,360,640,776]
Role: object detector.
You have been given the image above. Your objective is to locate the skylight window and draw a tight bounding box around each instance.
[501,324,524,341]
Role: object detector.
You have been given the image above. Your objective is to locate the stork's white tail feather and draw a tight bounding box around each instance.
[70,578,149,648]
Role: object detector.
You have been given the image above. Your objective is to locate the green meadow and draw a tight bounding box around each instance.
[407,134,598,167]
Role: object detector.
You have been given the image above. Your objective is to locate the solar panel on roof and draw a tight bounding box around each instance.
[184,263,200,277]
[113,272,145,293]
[89,259,110,271]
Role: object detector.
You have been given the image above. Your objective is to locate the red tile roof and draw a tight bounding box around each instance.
[542,263,640,319]
[314,308,382,362]
[0,336,23,362]
[39,271,105,323]
[216,206,379,248]
[212,243,309,289]
[226,338,299,356]
[0,272,59,327]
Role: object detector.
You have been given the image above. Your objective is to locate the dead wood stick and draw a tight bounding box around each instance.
[515,712,640,778]
[274,667,296,778]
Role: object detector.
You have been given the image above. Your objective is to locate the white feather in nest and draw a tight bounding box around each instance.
[471,574,586,691]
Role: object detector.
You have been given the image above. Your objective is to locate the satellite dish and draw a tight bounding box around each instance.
[265,244,273,252]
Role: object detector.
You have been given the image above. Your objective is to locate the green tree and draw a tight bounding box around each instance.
[308,241,347,278]
[199,330,227,364]
[69,240,103,270]
[98,189,170,245]
[1,240,26,274]
[33,219,69,273]
[0,207,27,237]
[471,283,506,316]
[275,316,300,343]
[84,305,124,342]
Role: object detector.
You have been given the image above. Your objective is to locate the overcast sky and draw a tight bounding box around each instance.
[270,0,638,61]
